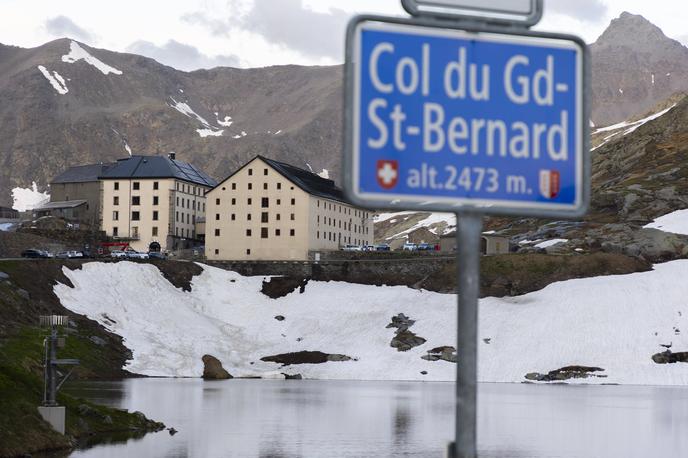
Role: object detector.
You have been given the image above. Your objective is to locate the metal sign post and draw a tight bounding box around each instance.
[343,2,589,457]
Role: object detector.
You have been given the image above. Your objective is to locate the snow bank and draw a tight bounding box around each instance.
[54,261,688,385]
[61,41,122,75]
[216,115,233,127]
[169,97,224,137]
[534,238,568,249]
[37,65,68,94]
[318,169,330,179]
[197,128,224,138]
[11,182,49,211]
[643,209,688,235]
[0,223,16,231]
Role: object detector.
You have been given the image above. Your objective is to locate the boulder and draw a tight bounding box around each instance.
[202,354,233,380]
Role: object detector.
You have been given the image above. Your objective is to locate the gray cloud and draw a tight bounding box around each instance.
[546,0,608,22]
[45,15,93,42]
[125,40,241,71]
[183,0,350,61]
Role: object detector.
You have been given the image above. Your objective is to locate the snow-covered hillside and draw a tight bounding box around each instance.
[54,262,688,385]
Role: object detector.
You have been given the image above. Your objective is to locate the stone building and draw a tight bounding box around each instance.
[206,156,374,261]
[49,163,114,225]
[439,232,510,255]
[99,154,216,252]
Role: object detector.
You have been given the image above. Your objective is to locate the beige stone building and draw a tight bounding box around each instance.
[99,154,217,252]
[206,156,374,261]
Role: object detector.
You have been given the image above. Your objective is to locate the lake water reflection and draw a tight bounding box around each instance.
[63,379,688,458]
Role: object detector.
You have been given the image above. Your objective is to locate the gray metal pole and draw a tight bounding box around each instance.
[455,212,482,458]
[48,325,57,406]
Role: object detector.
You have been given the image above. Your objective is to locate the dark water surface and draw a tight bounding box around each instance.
[62,379,688,458]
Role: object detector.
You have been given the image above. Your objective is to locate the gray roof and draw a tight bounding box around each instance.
[99,155,217,187]
[260,156,347,203]
[52,163,115,184]
[36,200,88,210]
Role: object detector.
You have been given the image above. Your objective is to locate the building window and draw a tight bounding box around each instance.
[276,199,281,205]
[133,182,140,190]
[317,231,319,239]
[232,183,236,190]
[290,229,295,236]
[317,215,320,224]
[247,213,252,221]
[231,213,236,221]
[152,227,158,236]
[113,227,118,236]
[276,229,281,236]
[291,198,295,205]
[246,229,252,236]
[192,201,196,210]
[114,182,119,190]
[248,168,253,176]
[232,198,236,205]
[113,196,119,205]
[248,183,252,190]
[132,211,140,221]
[261,212,268,223]
[317,200,320,208]
[176,211,179,222]
[261,227,268,238]
[176,196,179,206]
[216,198,220,205]
[290,213,295,221]
[113,211,119,221]
[276,214,281,221]
[215,213,220,220]
[264,168,268,176]
[215,249,219,255]
[153,211,159,221]
[153,196,159,206]
[263,183,268,190]
[132,196,140,206]
[248,198,252,205]
[215,229,220,236]
[132,227,139,238]
[261,197,269,208]
[153,181,159,190]
[203,203,205,212]
[277,183,282,190]
[246,249,251,255]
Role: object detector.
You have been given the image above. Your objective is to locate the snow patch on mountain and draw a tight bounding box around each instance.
[384,212,457,239]
[534,239,568,249]
[61,41,122,76]
[318,169,330,179]
[217,115,233,127]
[644,209,688,235]
[197,128,224,138]
[52,261,688,385]
[11,182,49,211]
[37,66,68,94]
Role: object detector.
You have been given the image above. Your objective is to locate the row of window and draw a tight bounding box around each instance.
[176,196,204,211]
[113,210,158,221]
[113,181,160,191]
[176,212,195,225]
[215,212,295,222]
[317,199,370,219]
[114,195,159,206]
[175,182,205,196]
[111,226,158,237]
[213,228,295,238]
[316,231,365,246]
[316,215,369,234]
[215,197,294,207]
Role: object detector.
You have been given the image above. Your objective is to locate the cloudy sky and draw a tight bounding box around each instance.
[0,0,686,71]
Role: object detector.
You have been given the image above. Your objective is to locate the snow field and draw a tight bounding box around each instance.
[11,182,49,211]
[54,261,688,385]
[644,209,688,235]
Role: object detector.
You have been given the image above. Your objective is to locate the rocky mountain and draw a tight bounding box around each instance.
[2,12,688,207]
[591,12,688,126]
[0,38,342,206]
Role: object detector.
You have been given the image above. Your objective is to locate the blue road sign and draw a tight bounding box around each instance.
[345,18,589,216]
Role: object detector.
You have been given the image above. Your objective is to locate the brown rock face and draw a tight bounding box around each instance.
[202,354,233,380]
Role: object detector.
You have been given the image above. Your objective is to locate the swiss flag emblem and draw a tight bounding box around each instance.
[377,160,399,190]
[539,170,561,199]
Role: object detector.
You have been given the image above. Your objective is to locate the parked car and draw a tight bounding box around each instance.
[362,245,376,252]
[56,250,84,259]
[342,244,362,252]
[126,250,149,259]
[417,243,433,251]
[148,251,166,260]
[402,242,418,251]
[110,250,127,259]
[21,249,50,258]
[375,244,391,252]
